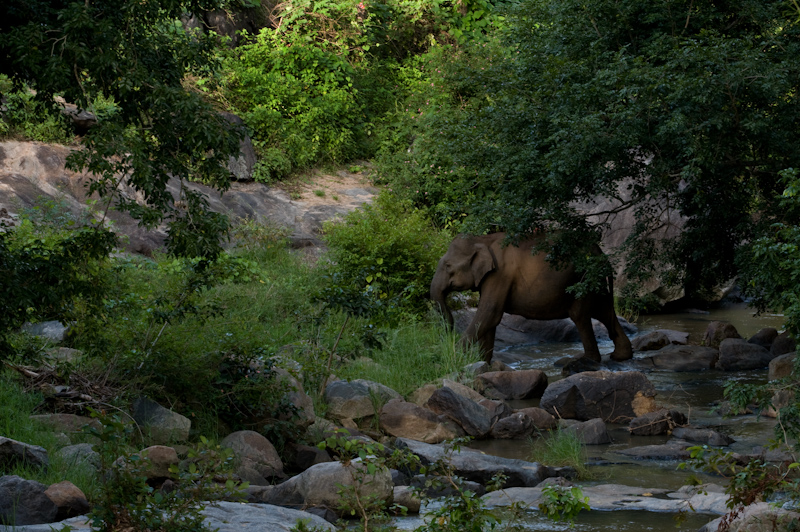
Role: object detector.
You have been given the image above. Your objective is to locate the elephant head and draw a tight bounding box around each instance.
[430,236,496,327]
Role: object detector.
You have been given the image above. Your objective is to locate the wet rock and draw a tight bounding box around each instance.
[425,387,493,438]
[539,370,657,423]
[617,440,691,460]
[768,353,795,381]
[248,460,392,516]
[221,430,284,485]
[564,418,610,445]
[324,379,400,420]
[475,370,548,400]
[632,331,671,351]
[703,321,741,348]
[0,437,49,470]
[560,357,603,376]
[44,481,90,520]
[379,398,463,444]
[717,339,774,371]
[132,397,191,444]
[629,409,687,436]
[0,476,58,525]
[636,345,718,371]
[396,438,551,488]
[671,427,734,446]
[489,412,534,439]
[515,407,557,431]
[747,327,779,349]
[771,331,797,356]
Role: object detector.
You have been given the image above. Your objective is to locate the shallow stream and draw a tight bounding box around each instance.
[434,303,785,531]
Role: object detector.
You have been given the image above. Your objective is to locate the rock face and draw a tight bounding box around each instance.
[717,339,775,371]
[474,370,548,400]
[324,379,400,420]
[249,460,393,515]
[221,430,285,485]
[425,387,493,438]
[132,397,191,444]
[539,371,657,422]
[395,438,551,488]
[0,476,58,525]
[703,321,741,348]
[379,398,463,444]
[636,345,718,371]
[0,437,49,470]
[629,409,687,436]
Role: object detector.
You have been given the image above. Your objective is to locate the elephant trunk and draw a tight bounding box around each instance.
[430,272,454,328]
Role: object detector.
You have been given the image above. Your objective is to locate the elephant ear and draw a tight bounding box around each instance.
[471,243,496,288]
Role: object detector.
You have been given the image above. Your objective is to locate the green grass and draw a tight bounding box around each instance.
[528,429,590,479]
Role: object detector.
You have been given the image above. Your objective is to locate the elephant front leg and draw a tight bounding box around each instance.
[462,300,504,363]
[569,303,602,362]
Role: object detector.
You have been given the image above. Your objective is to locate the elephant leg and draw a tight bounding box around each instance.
[595,296,633,361]
[569,301,601,362]
[462,297,504,363]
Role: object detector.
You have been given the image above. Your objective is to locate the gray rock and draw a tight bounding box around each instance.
[632,331,671,351]
[425,387,493,438]
[409,474,485,498]
[489,412,534,439]
[379,398,463,444]
[564,418,611,445]
[0,476,58,526]
[247,460,392,516]
[441,379,485,403]
[393,486,421,514]
[20,321,68,342]
[771,331,797,356]
[324,379,400,420]
[478,398,513,424]
[54,444,99,472]
[131,397,191,444]
[395,438,550,488]
[539,370,657,422]
[274,368,315,428]
[221,430,284,485]
[0,438,48,470]
[220,112,257,182]
[629,409,687,436]
[699,501,800,532]
[703,321,741,348]
[636,344,718,371]
[769,353,795,381]
[475,369,548,400]
[747,327,778,349]
[671,427,734,446]
[717,338,775,371]
[515,407,557,431]
[617,440,691,460]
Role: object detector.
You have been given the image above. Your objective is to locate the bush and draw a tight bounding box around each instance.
[320,191,450,321]
[0,76,75,144]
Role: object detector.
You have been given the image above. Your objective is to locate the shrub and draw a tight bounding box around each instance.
[320,191,450,322]
[0,76,75,144]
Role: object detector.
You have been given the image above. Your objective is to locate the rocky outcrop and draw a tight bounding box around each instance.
[539,371,657,423]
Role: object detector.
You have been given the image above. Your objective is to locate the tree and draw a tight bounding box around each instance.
[384,0,800,300]
[0,0,242,259]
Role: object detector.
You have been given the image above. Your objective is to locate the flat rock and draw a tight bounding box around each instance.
[617,440,691,460]
[395,438,550,488]
[539,370,657,423]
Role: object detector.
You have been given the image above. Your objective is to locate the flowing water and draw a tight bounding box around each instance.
[421,303,786,531]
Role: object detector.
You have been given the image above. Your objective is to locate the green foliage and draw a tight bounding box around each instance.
[85,411,245,532]
[528,430,589,479]
[0,0,243,259]
[320,191,450,322]
[538,484,590,526]
[0,76,74,144]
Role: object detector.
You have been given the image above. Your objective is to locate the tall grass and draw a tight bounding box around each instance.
[528,429,590,479]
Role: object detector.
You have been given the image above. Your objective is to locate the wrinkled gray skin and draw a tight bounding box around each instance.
[431,233,633,363]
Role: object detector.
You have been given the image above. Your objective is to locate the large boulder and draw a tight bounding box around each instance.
[44,481,90,520]
[132,397,191,444]
[0,437,48,470]
[442,379,485,403]
[221,430,284,485]
[425,387,493,438]
[629,409,687,436]
[768,353,796,381]
[703,321,741,348]
[0,476,58,525]
[636,345,718,371]
[717,339,775,371]
[248,460,393,515]
[474,370,548,400]
[747,327,779,349]
[137,445,180,480]
[539,371,657,422]
[395,438,552,488]
[379,398,463,444]
[324,379,400,420]
[771,331,797,356]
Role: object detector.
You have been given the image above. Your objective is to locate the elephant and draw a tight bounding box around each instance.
[430,233,633,363]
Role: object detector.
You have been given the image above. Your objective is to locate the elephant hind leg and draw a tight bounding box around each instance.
[569,302,601,362]
[595,297,633,361]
